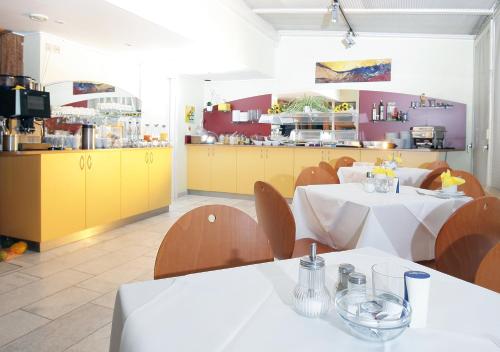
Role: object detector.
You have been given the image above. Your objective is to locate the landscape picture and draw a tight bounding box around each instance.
[73,81,115,95]
[315,59,391,83]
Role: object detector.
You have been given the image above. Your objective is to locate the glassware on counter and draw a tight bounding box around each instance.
[372,262,411,298]
[292,243,331,318]
[143,123,152,142]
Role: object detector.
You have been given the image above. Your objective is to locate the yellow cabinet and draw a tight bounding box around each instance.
[264,147,295,198]
[121,149,150,218]
[85,150,121,228]
[211,147,237,193]
[187,146,211,191]
[236,147,266,195]
[149,148,172,210]
[41,153,86,242]
[293,148,325,181]
[326,149,362,165]
[399,151,440,168]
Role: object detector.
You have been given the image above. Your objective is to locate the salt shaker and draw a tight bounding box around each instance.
[336,263,355,292]
[404,271,431,328]
[363,172,376,193]
[348,272,367,293]
[292,243,331,318]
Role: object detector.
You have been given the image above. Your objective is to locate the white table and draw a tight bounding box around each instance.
[110,248,500,352]
[338,166,431,187]
[293,184,470,261]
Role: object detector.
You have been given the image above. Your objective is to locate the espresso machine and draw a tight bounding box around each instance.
[0,76,51,151]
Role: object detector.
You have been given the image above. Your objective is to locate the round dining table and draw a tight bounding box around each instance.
[337,165,431,187]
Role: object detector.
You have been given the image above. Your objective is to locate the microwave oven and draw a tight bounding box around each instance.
[0,89,51,118]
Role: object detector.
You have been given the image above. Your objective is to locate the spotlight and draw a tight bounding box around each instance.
[342,31,355,49]
[329,0,339,23]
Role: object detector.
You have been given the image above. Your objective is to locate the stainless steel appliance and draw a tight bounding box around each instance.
[2,134,18,152]
[410,126,446,149]
[82,124,96,149]
[0,89,51,119]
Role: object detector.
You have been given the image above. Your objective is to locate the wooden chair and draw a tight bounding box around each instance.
[295,166,339,188]
[318,161,338,179]
[475,244,500,293]
[421,169,485,199]
[420,160,450,170]
[254,181,335,259]
[334,156,356,170]
[419,166,450,190]
[435,196,500,283]
[154,205,273,280]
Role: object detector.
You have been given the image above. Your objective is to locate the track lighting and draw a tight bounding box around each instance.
[329,0,339,23]
[342,31,355,49]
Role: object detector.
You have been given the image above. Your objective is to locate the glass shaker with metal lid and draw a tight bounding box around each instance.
[292,243,331,318]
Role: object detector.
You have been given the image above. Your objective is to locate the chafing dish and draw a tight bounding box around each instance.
[411,126,446,149]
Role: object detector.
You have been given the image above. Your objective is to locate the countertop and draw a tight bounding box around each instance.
[185,143,463,152]
[0,146,172,157]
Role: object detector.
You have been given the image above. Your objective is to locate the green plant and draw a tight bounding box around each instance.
[284,95,330,113]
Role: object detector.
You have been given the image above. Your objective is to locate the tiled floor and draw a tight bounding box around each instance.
[0,194,256,352]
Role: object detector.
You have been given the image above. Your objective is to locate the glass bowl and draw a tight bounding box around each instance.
[335,289,411,342]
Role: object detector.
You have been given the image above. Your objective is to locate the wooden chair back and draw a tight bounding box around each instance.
[420,160,450,170]
[334,156,356,170]
[475,244,500,293]
[435,196,500,283]
[420,167,450,190]
[318,161,337,178]
[295,166,339,188]
[449,170,486,199]
[154,205,273,279]
[254,181,296,260]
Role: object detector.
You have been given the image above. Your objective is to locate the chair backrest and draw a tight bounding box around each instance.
[475,244,500,293]
[420,166,450,190]
[420,160,450,170]
[435,196,500,283]
[318,161,337,178]
[334,156,356,170]
[154,205,273,279]
[449,170,486,199]
[295,166,339,188]
[254,181,296,260]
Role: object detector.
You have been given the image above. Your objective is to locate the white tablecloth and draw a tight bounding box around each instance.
[110,248,500,352]
[293,184,470,261]
[338,166,431,187]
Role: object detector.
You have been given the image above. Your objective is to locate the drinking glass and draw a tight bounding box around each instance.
[372,262,410,298]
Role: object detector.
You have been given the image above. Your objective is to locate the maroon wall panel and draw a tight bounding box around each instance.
[203,94,272,136]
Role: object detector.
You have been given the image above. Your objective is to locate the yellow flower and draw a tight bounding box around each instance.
[372,167,396,178]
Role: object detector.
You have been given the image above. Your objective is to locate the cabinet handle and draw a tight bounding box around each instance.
[266,150,269,159]
[79,155,84,170]
[87,155,92,170]
[260,149,263,159]
[150,152,154,164]
[145,152,149,164]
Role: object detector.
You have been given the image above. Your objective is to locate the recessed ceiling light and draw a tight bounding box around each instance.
[54,19,65,25]
[125,43,133,47]
[28,13,49,22]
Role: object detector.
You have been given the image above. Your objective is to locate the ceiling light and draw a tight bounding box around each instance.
[342,31,355,49]
[28,13,49,22]
[328,0,339,23]
[125,43,133,47]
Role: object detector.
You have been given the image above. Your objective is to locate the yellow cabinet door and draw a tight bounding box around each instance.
[121,149,150,218]
[264,148,295,198]
[40,153,86,242]
[398,151,440,168]
[210,147,237,193]
[236,147,266,195]
[187,146,211,191]
[85,150,121,228]
[293,148,325,181]
[149,148,172,210]
[327,149,362,164]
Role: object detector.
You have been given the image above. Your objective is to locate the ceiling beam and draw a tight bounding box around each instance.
[253,8,494,16]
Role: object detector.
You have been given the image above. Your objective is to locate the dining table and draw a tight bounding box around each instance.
[292,183,471,261]
[109,247,500,352]
[337,166,431,187]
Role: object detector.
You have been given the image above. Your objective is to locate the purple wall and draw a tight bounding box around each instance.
[359,90,466,149]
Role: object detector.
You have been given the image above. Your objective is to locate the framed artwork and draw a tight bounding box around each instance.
[315,59,392,83]
[73,82,115,95]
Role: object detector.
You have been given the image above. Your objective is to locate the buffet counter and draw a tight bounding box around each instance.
[0,147,172,251]
[186,144,452,198]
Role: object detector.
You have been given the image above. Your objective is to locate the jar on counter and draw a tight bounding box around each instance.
[143,124,152,142]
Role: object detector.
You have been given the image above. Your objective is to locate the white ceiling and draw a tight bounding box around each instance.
[244,0,498,35]
[0,0,188,52]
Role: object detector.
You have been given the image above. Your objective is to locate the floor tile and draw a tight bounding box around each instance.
[23,286,101,320]
[91,290,117,309]
[76,277,121,294]
[0,269,92,317]
[0,272,39,294]
[0,262,20,275]
[65,323,111,352]
[0,310,49,347]
[0,303,112,352]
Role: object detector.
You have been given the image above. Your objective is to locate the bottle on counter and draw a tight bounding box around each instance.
[143,124,152,142]
[378,100,385,121]
[372,103,378,121]
[160,125,169,143]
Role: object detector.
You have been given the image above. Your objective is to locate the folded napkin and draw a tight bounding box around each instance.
[440,170,465,188]
[372,166,396,178]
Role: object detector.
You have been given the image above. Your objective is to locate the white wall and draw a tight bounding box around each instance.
[206,34,474,170]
